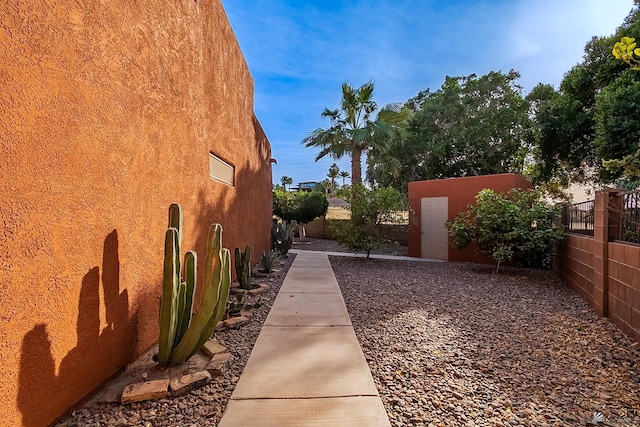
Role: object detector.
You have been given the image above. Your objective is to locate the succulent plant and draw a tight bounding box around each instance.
[259,250,280,274]
[225,293,262,318]
[234,245,252,290]
[271,220,297,255]
[157,203,231,367]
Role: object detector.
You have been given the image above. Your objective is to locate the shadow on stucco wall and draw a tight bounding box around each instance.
[17,230,135,426]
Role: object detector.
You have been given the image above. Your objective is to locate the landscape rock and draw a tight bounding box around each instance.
[201,340,227,358]
[223,316,250,329]
[121,379,169,404]
[169,370,212,396]
[206,352,232,377]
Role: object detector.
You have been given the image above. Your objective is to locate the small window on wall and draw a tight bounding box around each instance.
[209,153,234,186]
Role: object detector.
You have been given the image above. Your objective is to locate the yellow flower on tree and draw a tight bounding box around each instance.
[613,36,640,70]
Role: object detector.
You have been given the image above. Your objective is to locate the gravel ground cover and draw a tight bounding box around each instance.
[331,256,640,427]
[53,240,640,427]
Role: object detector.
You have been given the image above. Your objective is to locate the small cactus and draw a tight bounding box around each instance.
[234,245,252,290]
[157,204,231,367]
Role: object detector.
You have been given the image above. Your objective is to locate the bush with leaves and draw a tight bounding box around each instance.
[332,185,407,258]
[446,188,564,273]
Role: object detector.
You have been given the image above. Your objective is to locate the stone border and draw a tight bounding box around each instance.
[96,340,233,405]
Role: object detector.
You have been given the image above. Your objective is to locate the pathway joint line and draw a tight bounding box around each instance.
[231,394,382,401]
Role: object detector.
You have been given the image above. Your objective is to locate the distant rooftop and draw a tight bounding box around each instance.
[295,181,320,191]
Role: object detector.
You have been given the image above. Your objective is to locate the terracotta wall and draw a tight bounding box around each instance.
[0,2,272,426]
[407,173,533,261]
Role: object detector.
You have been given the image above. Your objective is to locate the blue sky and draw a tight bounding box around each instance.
[221,0,634,187]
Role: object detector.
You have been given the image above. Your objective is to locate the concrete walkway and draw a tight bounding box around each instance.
[218,251,391,427]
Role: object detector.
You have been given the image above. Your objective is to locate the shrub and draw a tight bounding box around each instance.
[272,189,329,224]
[446,188,564,273]
[332,185,407,258]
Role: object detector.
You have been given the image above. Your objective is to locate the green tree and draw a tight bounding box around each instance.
[524,83,593,185]
[446,188,564,273]
[303,81,408,186]
[531,5,640,185]
[371,71,533,192]
[604,36,640,187]
[280,176,293,191]
[594,69,640,182]
[272,189,328,224]
[332,185,406,258]
[327,163,340,196]
[320,179,331,197]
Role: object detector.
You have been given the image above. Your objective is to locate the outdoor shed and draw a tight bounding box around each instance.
[408,173,533,262]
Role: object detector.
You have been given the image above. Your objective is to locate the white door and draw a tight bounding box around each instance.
[421,197,448,260]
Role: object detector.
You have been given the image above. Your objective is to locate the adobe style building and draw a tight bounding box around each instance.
[408,174,533,263]
[0,2,273,426]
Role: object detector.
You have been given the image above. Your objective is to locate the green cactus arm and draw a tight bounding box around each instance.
[234,247,242,281]
[168,203,183,246]
[235,245,253,290]
[175,251,197,345]
[174,281,187,348]
[187,248,231,360]
[211,248,232,327]
[245,244,252,263]
[158,227,180,366]
[169,224,224,365]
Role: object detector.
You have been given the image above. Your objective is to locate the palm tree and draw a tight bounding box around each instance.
[339,170,350,187]
[303,81,407,186]
[327,163,340,196]
[280,175,293,190]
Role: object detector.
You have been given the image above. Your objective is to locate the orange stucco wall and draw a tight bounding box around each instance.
[0,2,272,426]
[408,174,533,262]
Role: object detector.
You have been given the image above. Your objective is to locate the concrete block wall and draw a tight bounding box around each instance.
[607,242,640,342]
[561,190,640,343]
[561,234,595,306]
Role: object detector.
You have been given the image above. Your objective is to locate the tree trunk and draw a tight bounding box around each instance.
[351,148,363,186]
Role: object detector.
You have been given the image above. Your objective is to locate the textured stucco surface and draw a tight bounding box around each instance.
[408,174,534,262]
[0,2,272,426]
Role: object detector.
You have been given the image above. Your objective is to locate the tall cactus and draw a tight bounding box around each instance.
[271,220,297,255]
[234,245,252,290]
[157,203,231,367]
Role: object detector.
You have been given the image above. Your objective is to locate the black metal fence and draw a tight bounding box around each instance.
[621,190,640,244]
[562,200,595,235]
